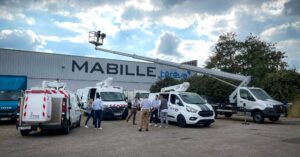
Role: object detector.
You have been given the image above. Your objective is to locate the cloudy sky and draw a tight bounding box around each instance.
[0,0,299,70]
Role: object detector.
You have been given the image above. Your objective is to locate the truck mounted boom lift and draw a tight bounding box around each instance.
[88,30,284,123]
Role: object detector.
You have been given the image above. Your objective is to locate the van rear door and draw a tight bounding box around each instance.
[22,91,52,122]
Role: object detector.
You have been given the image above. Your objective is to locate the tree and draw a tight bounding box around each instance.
[206,32,242,74]
[259,70,300,102]
[149,77,181,92]
[206,33,287,81]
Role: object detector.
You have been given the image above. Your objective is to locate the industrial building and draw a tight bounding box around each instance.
[0,48,193,91]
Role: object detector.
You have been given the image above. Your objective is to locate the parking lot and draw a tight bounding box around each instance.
[0,115,300,157]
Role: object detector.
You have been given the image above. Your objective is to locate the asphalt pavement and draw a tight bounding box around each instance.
[0,114,300,157]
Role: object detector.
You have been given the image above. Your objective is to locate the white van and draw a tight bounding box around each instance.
[17,81,81,136]
[159,82,215,127]
[80,78,128,119]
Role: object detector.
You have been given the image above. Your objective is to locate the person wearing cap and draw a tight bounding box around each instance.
[138,95,152,132]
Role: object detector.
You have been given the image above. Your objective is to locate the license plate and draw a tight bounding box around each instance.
[0,117,11,121]
[19,126,31,130]
[114,113,122,116]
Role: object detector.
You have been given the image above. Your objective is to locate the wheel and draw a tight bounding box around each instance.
[76,116,81,127]
[62,121,71,134]
[20,130,30,136]
[203,123,211,127]
[268,116,280,122]
[177,115,186,128]
[253,111,265,123]
[224,113,232,118]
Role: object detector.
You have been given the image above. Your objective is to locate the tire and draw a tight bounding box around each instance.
[253,111,265,123]
[203,123,211,127]
[177,115,186,128]
[62,121,71,134]
[268,116,280,122]
[224,113,232,118]
[20,130,30,136]
[76,116,81,127]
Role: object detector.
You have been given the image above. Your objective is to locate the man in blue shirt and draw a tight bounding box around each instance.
[92,93,103,129]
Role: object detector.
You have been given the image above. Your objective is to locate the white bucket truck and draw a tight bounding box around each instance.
[159,82,215,127]
[79,78,128,119]
[16,81,81,136]
[88,30,284,123]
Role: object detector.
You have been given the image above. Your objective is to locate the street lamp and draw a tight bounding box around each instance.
[89,30,106,47]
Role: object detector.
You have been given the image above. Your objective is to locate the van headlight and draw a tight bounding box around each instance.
[186,106,197,113]
[266,104,273,108]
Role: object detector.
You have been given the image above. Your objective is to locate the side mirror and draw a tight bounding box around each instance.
[68,106,72,110]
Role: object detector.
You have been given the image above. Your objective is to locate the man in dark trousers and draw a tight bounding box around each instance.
[126,96,139,125]
[92,93,103,130]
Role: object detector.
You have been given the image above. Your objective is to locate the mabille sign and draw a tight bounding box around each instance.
[72,60,156,77]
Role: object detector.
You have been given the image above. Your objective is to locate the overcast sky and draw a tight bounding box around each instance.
[0,0,299,71]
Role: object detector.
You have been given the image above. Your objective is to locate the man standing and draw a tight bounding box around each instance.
[92,93,103,130]
[159,95,168,128]
[126,96,139,125]
[150,95,160,127]
[139,95,152,132]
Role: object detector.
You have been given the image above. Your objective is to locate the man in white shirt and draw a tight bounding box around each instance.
[139,95,152,132]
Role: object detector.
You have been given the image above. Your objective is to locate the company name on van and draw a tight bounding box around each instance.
[72,60,156,77]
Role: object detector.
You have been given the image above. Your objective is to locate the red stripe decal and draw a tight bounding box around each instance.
[26,90,48,94]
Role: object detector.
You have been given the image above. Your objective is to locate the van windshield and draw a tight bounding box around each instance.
[249,89,273,101]
[136,93,149,99]
[179,93,206,105]
[0,91,21,101]
[100,92,124,101]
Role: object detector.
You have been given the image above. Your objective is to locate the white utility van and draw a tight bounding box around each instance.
[79,78,128,119]
[16,81,81,136]
[160,82,215,127]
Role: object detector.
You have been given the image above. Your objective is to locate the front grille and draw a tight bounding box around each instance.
[198,111,213,117]
[110,106,125,113]
[273,105,284,113]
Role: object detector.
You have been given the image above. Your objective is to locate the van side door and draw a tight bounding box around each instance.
[168,94,184,122]
[69,94,80,124]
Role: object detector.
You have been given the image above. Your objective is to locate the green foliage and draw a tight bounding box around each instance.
[185,75,236,103]
[259,70,300,102]
[149,77,181,93]
[206,33,287,81]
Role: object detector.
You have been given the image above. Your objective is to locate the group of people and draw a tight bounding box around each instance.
[84,94,169,132]
[126,95,169,132]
